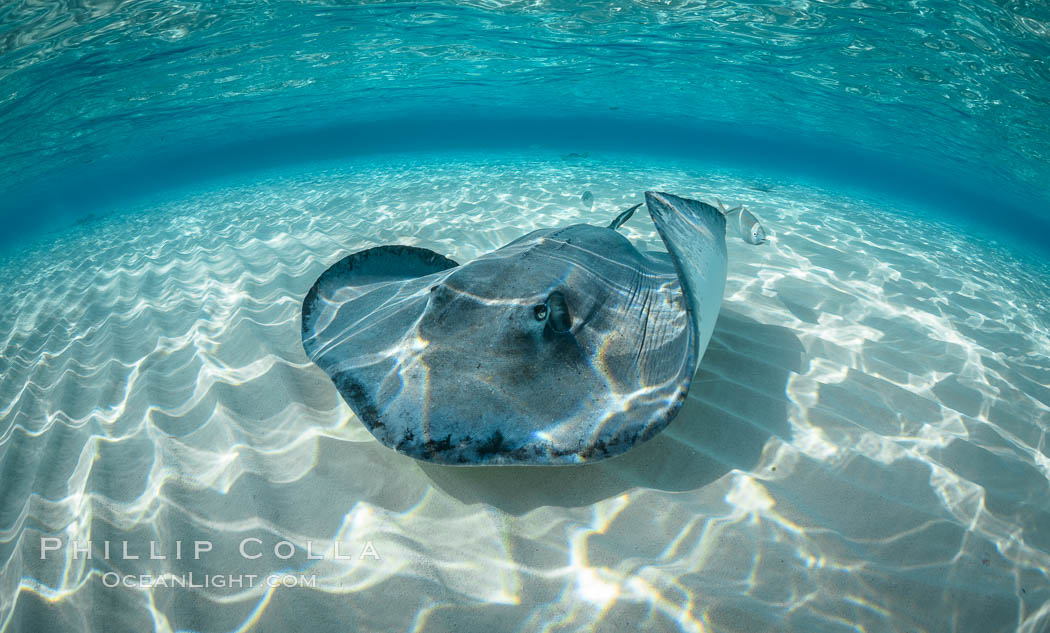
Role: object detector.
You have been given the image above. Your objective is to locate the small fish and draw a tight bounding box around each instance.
[732,207,767,245]
[561,152,589,161]
[716,198,767,245]
[581,191,594,208]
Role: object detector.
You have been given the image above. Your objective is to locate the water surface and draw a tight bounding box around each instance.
[1,2,1049,632]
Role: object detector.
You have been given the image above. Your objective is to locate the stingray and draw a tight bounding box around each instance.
[301,192,728,465]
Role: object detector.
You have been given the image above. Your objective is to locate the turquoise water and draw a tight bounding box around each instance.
[2,1,1049,248]
[2,3,1050,633]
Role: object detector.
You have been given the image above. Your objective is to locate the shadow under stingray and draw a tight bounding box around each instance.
[420,308,807,515]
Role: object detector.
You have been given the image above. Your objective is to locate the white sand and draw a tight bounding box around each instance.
[1,152,1048,632]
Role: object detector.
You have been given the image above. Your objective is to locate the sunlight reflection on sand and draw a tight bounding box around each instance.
[1,152,1048,632]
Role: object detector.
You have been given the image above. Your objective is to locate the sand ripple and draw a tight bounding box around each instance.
[1,153,1048,632]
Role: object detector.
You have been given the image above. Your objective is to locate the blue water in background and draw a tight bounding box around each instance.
[1,0,1049,252]
[5,4,1050,633]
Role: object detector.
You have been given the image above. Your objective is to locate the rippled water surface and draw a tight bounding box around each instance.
[2,0,1050,241]
[1,1,1050,632]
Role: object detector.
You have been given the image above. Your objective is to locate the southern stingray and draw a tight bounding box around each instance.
[301,191,729,465]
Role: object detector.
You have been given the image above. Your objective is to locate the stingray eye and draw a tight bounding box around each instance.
[533,304,548,321]
[546,291,572,333]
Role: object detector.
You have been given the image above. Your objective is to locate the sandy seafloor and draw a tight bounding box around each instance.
[1,152,1048,633]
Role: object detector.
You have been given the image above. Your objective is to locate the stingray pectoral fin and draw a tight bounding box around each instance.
[644,192,728,366]
[607,202,643,230]
[301,245,458,351]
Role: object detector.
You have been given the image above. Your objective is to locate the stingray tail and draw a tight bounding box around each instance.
[607,202,643,231]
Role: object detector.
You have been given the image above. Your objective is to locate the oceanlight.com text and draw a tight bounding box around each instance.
[101,573,319,589]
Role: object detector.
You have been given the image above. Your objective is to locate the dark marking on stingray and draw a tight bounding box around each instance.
[334,373,383,430]
[476,430,506,457]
